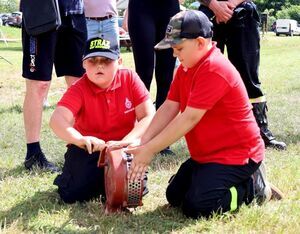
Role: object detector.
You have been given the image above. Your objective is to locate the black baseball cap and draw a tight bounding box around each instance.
[83,37,120,61]
[155,10,213,50]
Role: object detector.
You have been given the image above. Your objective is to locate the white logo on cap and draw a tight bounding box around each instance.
[166,25,173,34]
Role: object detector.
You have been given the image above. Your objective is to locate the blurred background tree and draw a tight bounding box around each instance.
[276,5,300,22]
[181,0,300,30]
[0,0,19,13]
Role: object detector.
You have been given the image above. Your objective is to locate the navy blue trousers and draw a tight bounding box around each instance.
[166,158,260,219]
[54,145,105,203]
[200,1,264,99]
[54,145,148,203]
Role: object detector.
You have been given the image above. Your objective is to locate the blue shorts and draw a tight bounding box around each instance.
[22,14,87,81]
[86,16,119,46]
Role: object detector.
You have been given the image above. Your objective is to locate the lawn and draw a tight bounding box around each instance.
[0,27,299,233]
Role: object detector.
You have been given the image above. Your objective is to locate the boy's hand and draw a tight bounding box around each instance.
[106,139,141,150]
[125,146,155,182]
[78,136,106,154]
[106,140,130,150]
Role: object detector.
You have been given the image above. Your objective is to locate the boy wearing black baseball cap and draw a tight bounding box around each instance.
[50,37,155,203]
[127,10,283,218]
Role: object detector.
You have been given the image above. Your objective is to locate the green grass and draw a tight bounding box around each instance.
[0,26,21,40]
[0,27,300,233]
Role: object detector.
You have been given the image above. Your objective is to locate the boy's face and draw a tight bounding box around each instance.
[83,56,120,88]
[172,39,204,68]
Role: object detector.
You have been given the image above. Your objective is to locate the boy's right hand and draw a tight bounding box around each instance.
[78,136,106,154]
[125,145,155,183]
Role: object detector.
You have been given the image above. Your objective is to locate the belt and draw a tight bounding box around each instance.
[86,15,113,21]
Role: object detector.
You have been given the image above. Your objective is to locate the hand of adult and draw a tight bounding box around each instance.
[122,9,128,32]
[209,0,235,24]
[228,0,244,9]
[78,136,106,154]
[125,146,155,183]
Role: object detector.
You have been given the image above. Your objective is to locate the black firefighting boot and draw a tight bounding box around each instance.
[252,102,287,150]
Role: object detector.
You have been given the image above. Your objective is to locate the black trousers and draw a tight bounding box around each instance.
[200,1,264,99]
[53,145,149,203]
[128,0,179,109]
[53,145,105,203]
[166,158,260,219]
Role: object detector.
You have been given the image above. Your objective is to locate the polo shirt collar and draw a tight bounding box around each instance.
[186,41,217,72]
[84,71,121,94]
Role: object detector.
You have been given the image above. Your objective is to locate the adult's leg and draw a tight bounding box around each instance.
[101,17,120,47]
[199,5,226,54]
[86,17,119,45]
[128,0,156,90]
[225,2,263,99]
[64,76,80,88]
[154,0,179,109]
[225,2,286,150]
[86,18,101,39]
[200,3,262,98]
[23,80,60,172]
[23,80,50,143]
[54,145,105,203]
[21,26,59,172]
[181,160,259,219]
[55,14,87,87]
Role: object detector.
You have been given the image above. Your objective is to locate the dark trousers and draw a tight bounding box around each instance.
[200,1,264,99]
[53,145,105,203]
[128,0,179,109]
[166,158,260,219]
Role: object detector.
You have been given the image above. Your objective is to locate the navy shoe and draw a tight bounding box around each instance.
[159,147,176,156]
[252,102,287,151]
[252,162,284,205]
[264,138,287,151]
[24,152,60,173]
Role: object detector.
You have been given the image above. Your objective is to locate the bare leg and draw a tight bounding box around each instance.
[65,75,80,88]
[23,79,60,172]
[23,79,51,143]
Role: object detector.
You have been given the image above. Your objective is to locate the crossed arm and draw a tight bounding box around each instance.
[200,0,246,23]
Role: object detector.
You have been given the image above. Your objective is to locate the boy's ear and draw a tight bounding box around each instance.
[196,37,206,49]
[118,57,123,65]
[82,60,87,69]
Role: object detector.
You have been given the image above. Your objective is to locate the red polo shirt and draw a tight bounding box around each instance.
[57,68,150,142]
[168,43,264,165]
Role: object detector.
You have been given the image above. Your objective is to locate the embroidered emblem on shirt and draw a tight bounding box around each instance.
[125,98,132,109]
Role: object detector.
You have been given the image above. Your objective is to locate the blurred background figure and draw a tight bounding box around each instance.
[124,0,180,155]
[198,0,286,150]
[84,0,119,47]
[20,0,87,172]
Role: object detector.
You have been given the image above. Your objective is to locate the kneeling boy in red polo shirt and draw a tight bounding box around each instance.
[127,10,283,218]
[50,37,155,203]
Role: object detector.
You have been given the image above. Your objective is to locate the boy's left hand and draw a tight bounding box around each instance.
[125,146,155,182]
[106,139,140,150]
[106,140,130,149]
